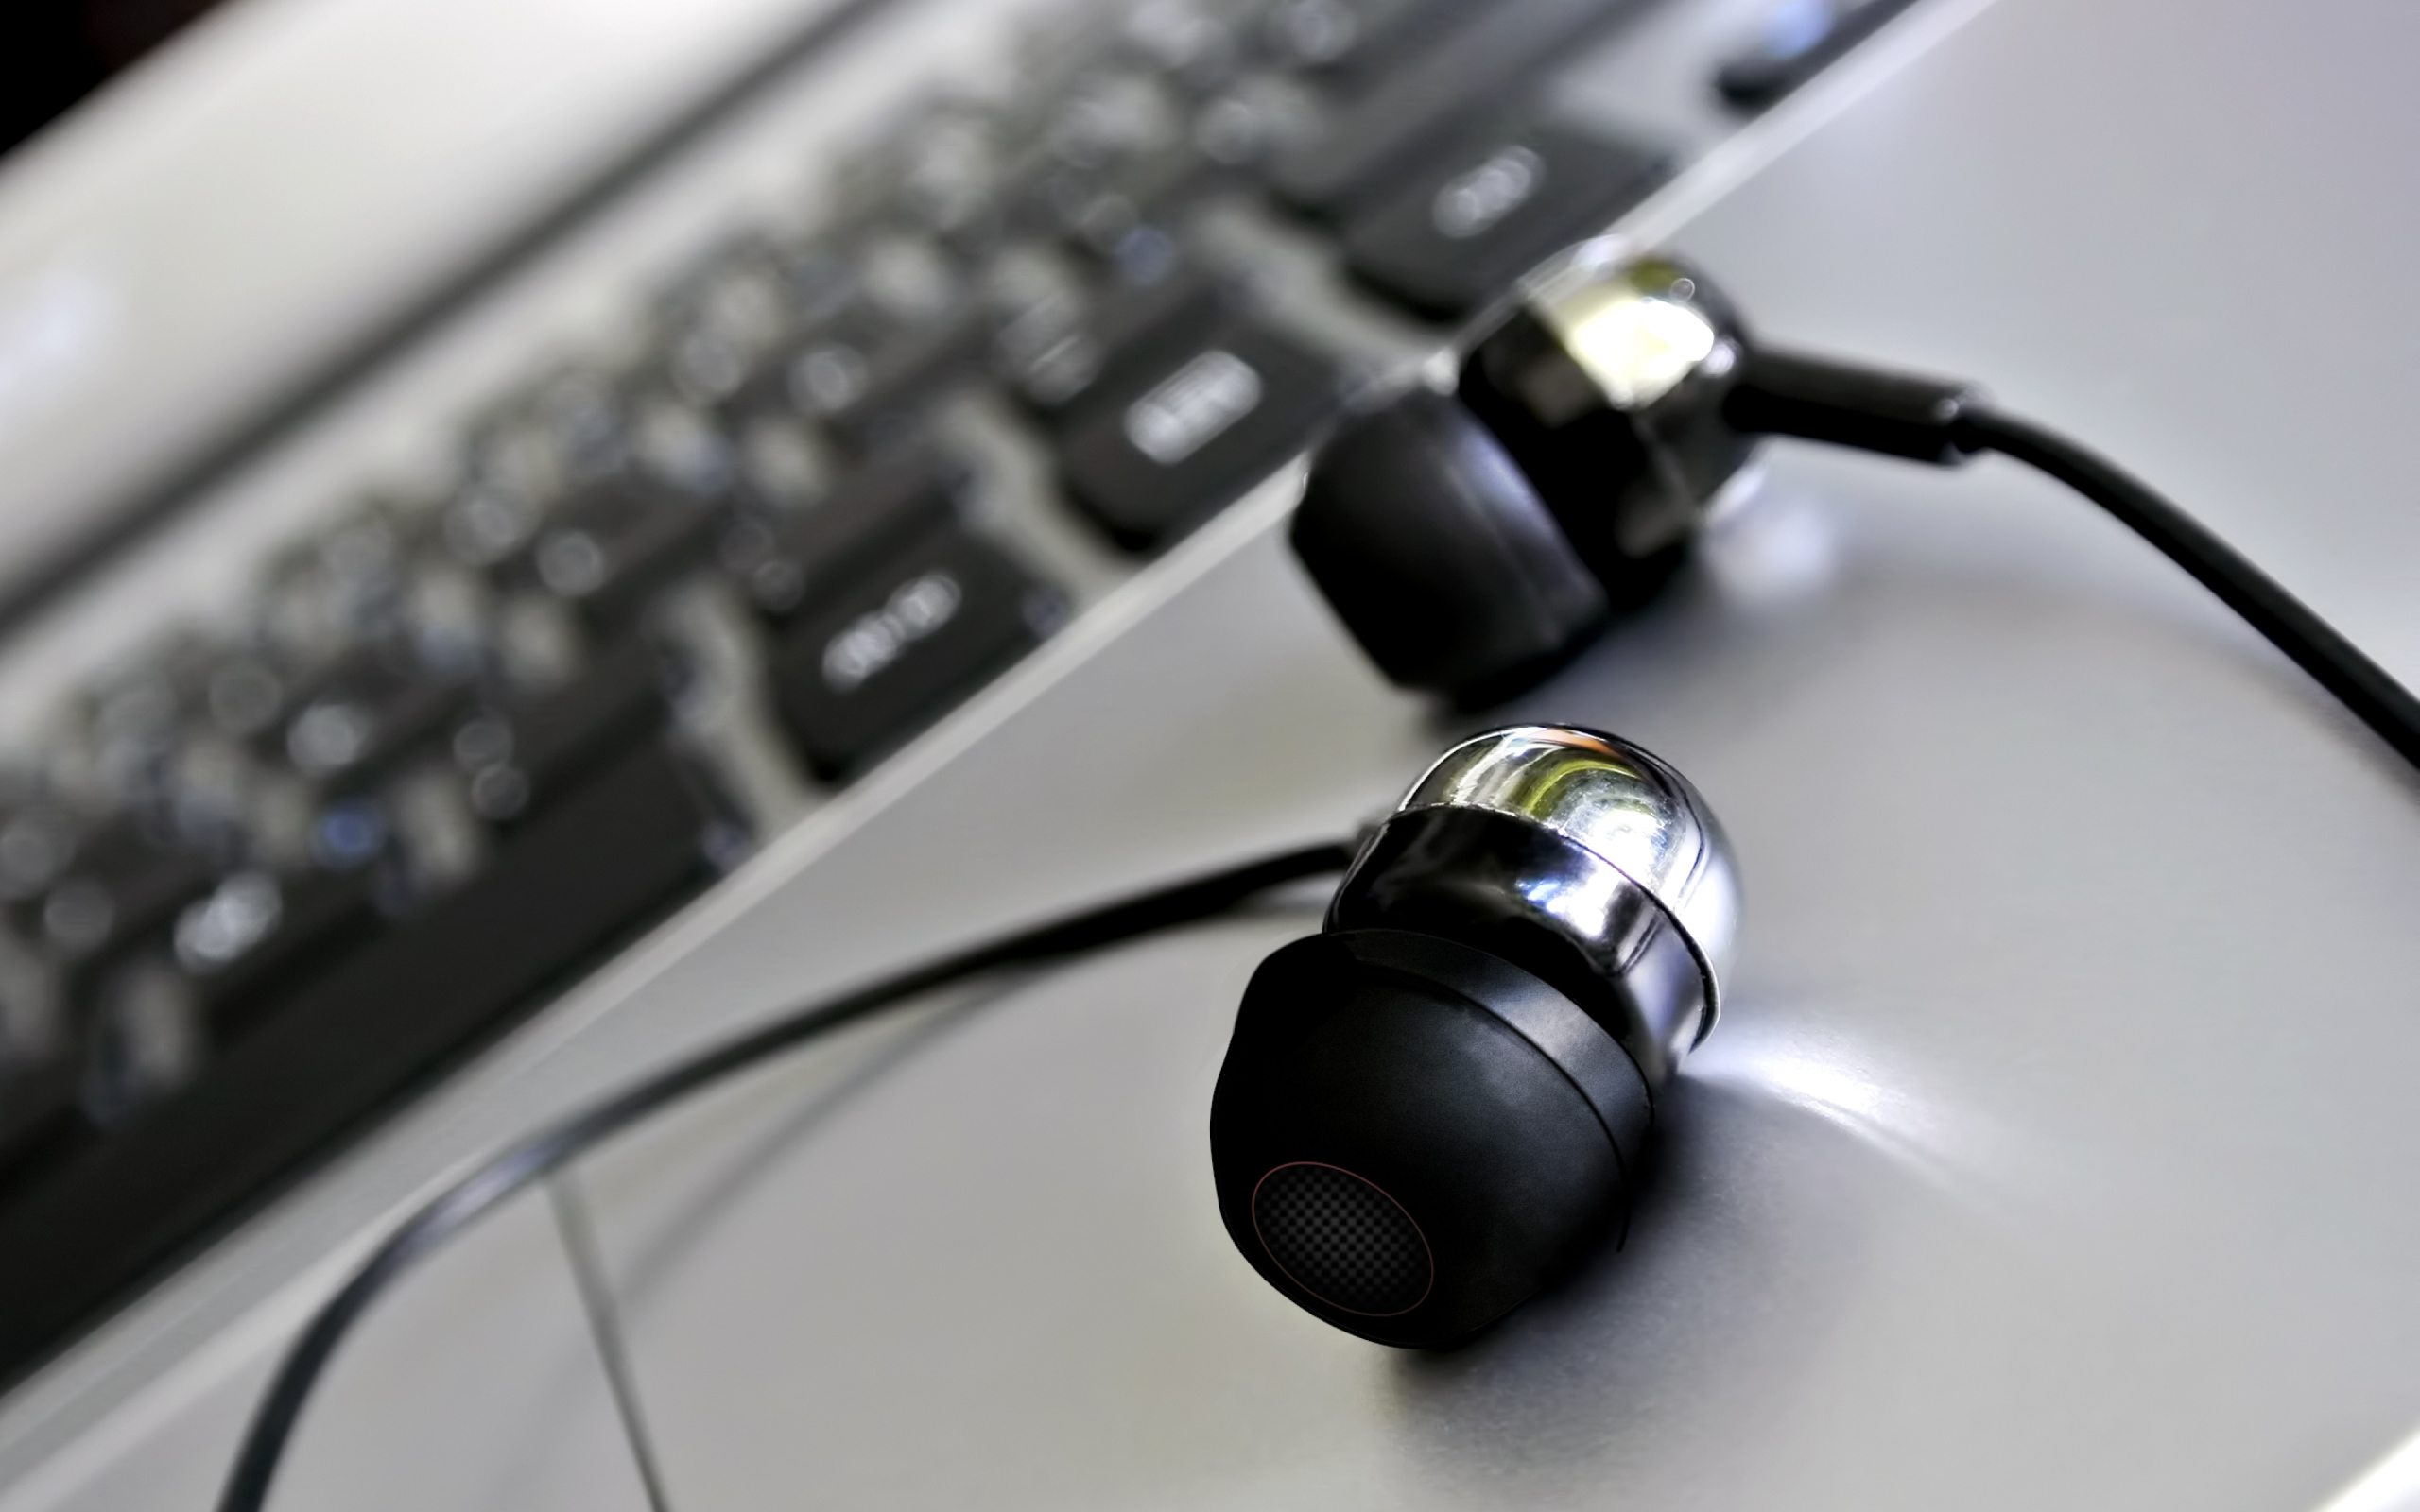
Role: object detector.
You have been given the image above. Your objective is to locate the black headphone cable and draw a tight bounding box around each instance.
[215,838,1355,1512]
[1723,351,2420,772]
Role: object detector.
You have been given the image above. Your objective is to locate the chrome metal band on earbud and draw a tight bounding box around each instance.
[1401,725,1739,1035]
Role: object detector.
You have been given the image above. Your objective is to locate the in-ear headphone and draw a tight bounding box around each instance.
[1214,240,2420,1342]
[1209,724,1736,1346]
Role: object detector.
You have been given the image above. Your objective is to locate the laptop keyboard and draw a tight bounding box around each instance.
[0,0,1898,1383]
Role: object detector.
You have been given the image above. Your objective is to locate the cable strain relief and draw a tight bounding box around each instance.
[1721,347,1984,465]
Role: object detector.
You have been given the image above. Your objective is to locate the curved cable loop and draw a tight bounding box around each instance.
[216,839,1356,1512]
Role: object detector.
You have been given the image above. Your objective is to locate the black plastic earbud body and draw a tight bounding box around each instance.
[1211,726,1737,1347]
[1290,248,1758,703]
[1288,387,1613,704]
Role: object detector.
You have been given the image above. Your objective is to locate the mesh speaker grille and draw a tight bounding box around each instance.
[1252,1162,1432,1316]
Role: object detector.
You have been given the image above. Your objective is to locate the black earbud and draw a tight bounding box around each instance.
[1290,248,1761,703]
[1289,243,2010,703]
[1210,725,1737,1347]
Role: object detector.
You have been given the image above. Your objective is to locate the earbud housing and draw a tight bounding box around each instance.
[1211,726,1737,1346]
[1290,247,1757,703]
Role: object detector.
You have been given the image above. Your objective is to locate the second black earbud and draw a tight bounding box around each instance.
[1290,249,1759,704]
[1290,242,1994,704]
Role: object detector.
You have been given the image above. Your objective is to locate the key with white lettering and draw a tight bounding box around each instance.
[997,265,1235,429]
[1056,319,1340,550]
[1265,0,1638,216]
[741,447,966,622]
[1340,121,1668,318]
[770,529,1063,780]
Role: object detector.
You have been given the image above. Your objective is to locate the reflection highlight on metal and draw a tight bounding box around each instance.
[1403,724,1740,1021]
[1515,859,1627,952]
[1526,249,1735,411]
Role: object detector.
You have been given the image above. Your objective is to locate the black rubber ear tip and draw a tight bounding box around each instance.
[1288,388,1609,704]
[1209,930,1646,1347]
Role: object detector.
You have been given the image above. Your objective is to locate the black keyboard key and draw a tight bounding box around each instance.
[657,240,797,407]
[1267,0,1636,216]
[1340,121,1668,318]
[741,448,964,620]
[1714,0,1921,109]
[1188,72,1324,180]
[464,634,669,821]
[1009,65,1314,264]
[986,68,1234,270]
[81,958,205,1126]
[0,1054,81,1184]
[1057,319,1340,549]
[743,233,988,455]
[1019,136,1237,273]
[271,653,471,793]
[0,806,76,905]
[0,737,717,1383]
[0,936,78,1177]
[382,765,491,903]
[1001,266,1234,426]
[772,529,1060,780]
[881,105,1016,244]
[1261,0,1469,93]
[28,820,215,967]
[524,475,726,634]
[809,311,994,455]
[176,868,381,1040]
